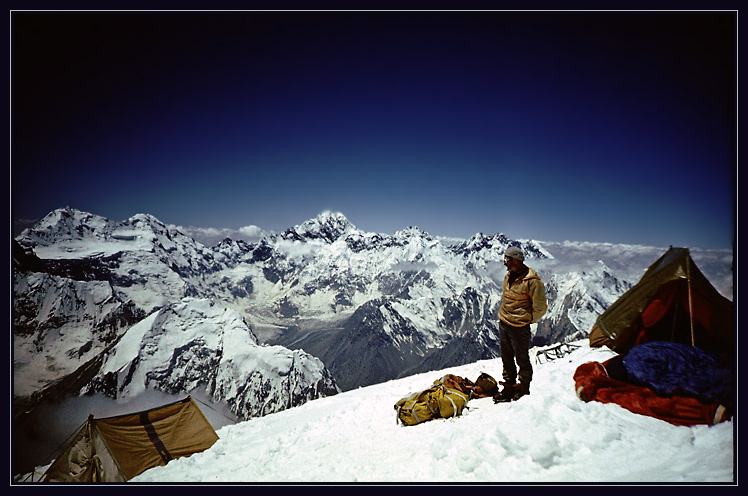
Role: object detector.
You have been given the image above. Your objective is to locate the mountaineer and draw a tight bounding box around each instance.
[494,246,548,402]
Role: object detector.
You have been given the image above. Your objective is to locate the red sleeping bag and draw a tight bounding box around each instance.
[573,358,731,427]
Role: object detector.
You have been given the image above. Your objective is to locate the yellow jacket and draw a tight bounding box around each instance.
[498,267,548,327]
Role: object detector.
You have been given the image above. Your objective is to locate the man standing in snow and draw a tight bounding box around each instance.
[494,246,548,402]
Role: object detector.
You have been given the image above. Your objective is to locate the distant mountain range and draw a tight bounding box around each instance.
[13,207,733,424]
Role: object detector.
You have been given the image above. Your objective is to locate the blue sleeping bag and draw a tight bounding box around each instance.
[622,342,734,409]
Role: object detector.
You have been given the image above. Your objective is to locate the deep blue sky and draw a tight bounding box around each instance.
[12,10,736,249]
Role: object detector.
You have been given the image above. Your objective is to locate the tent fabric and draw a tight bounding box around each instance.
[574,358,732,427]
[43,423,107,482]
[622,342,734,409]
[589,248,733,356]
[44,396,219,482]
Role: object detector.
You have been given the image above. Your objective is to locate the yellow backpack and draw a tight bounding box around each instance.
[394,380,471,426]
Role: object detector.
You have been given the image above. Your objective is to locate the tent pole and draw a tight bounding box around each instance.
[670,296,679,342]
[686,259,695,346]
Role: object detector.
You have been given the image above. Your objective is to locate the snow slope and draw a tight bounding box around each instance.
[132,342,734,484]
[84,298,339,419]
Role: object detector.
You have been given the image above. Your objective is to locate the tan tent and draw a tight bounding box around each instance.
[589,247,733,356]
[43,396,219,482]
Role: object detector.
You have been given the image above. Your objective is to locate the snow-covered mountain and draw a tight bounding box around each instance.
[536,262,632,346]
[84,297,338,419]
[13,209,340,421]
[12,207,733,475]
[14,207,734,396]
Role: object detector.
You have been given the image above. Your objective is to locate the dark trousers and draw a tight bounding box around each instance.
[499,321,532,386]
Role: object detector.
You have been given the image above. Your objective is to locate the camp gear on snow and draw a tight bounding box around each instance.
[622,341,733,409]
[535,342,581,364]
[394,383,469,426]
[436,373,493,397]
[43,396,218,482]
[589,247,733,357]
[434,373,497,399]
[582,248,734,426]
[435,374,474,396]
[474,372,499,398]
[574,356,732,427]
[394,373,495,426]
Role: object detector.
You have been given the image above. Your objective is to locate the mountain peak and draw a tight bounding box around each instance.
[20,207,114,246]
[281,211,357,243]
[316,210,350,223]
[394,225,434,242]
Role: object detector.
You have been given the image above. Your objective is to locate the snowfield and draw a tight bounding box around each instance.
[132,342,734,484]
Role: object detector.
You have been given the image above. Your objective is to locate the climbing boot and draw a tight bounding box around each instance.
[492,383,516,403]
[512,382,530,400]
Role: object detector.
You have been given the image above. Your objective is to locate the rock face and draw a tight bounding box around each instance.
[13,257,146,400]
[19,207,698,419]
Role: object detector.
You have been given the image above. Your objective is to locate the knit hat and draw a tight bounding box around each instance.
[504,246,525,261]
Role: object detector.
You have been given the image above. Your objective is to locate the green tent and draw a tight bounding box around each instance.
[589,247,733,356]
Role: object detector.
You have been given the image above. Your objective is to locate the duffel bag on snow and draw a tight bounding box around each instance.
[435,373,498,398]
[394,382,470,426]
